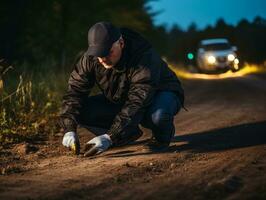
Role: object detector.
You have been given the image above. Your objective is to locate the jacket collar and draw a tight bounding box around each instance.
[113,39,130,73]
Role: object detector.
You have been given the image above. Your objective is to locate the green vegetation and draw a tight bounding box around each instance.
[0,61,66,145]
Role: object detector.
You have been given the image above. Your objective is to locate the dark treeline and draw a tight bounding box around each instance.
[162,17,266,65]
[1,0,266,71]
[0,0,156,71]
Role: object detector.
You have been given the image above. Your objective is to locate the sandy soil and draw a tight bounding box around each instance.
[1,72,266,200]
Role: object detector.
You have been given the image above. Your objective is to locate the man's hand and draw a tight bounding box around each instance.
[84,134,112,157]
[62,131,80,155]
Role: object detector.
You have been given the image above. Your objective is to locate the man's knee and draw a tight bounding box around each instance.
[151,109,173,127]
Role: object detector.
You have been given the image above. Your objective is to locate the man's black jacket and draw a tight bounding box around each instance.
[59,28,184,144]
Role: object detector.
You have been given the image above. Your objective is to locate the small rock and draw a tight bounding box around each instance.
[1,168,6,175]
[15,143,39,155]
[170,163,176,169]
[124,162,131,167]
[149,162,153,166]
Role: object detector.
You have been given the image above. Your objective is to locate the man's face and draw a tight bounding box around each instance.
[97,38,124,69]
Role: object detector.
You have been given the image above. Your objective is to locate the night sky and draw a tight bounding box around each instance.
[148,0,266,30]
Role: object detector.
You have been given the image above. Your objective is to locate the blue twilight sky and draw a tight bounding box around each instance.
[147,0,266,30]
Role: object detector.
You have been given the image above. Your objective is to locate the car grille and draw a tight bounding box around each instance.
[217,56,227,63]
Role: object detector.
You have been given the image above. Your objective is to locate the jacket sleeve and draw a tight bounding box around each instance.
[59,55,95,133]
[108,50,161,144]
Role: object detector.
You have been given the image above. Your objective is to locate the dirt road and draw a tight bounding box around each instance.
[1,72,266,200]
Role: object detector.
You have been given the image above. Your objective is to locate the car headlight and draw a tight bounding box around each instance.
[234,58,239,64]
[227,54,235,61]
[207,55,216,64]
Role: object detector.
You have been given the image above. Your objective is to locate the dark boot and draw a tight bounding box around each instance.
[144,137,170,152]
[144,126,175,152]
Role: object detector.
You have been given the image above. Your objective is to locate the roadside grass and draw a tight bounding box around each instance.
[0,62,68,146]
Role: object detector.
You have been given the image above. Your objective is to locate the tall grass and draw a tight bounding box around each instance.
[0,61,68,146]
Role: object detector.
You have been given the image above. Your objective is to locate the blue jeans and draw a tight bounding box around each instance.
[79,91,181,144]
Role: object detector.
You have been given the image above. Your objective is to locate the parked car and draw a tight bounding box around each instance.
[196,38,240,73]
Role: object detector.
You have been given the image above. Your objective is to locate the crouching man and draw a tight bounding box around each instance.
[59,21,184,156]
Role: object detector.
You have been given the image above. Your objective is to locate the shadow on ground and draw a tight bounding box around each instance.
[106,120,266,158]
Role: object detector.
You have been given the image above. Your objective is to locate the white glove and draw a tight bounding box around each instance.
[62,131,80,154]
[84,134,112,157]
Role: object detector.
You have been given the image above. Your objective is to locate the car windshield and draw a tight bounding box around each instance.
[202,43,231,51]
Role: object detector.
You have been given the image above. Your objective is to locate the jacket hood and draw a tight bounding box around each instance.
[113,28,152,71]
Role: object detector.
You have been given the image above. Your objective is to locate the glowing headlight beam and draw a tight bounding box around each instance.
[207,55,216,64]
[228,54,235,61]
[170,64,266,80]
[234,58,239,64]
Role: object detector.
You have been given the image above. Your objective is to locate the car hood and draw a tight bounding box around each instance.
[204,49,236,57]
